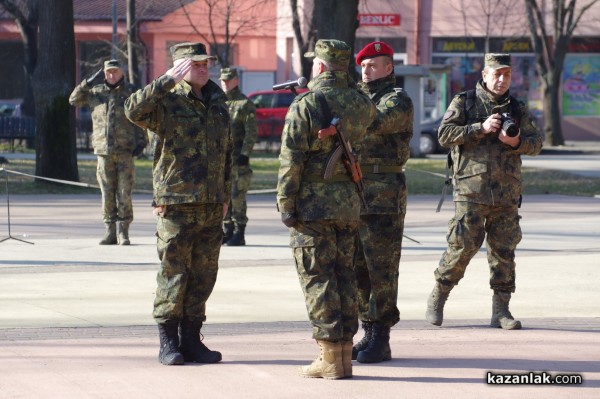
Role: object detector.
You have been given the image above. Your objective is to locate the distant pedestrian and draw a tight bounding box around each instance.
[425,53,543,330]
[69,59,147,246]
[125,42,232,366]
[220,67,258,246]
[277,39,376,379]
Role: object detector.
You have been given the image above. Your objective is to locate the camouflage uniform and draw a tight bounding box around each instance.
[355,74,413,327]
[435,79,543,292]
[277,45,377,341]
[69,75,146,225]
[223,85,258,227]
[125,73,232,323]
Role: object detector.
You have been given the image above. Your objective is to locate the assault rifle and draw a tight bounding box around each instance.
[318,117,368,210]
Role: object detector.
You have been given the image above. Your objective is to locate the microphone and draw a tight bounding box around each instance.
[272,77,307,91]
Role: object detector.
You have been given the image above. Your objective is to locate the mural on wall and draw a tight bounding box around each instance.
[562,55,600,117]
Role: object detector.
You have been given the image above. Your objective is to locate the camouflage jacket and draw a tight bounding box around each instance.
[277,71,377,221]
[225,87,258,159]
[358,74,414,214]
[124,75,232,206]
[439,79,543,206]
[69,79,146,156]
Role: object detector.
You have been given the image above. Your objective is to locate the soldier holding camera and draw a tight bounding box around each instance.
[425,53,543,330]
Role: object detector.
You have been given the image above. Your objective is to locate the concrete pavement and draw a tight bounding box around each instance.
[0,192,599,398]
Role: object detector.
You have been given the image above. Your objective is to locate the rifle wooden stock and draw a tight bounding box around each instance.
[322,118,368,210]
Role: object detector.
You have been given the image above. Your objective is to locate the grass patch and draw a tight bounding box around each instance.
[2,154,599,197]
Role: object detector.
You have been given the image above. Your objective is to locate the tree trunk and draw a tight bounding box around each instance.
[126,0,141,87]
[33,0,78,181]
[311,0,359,78]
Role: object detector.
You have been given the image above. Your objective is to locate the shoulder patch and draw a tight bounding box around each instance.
[385,97,399,108]
[443,109,456,121]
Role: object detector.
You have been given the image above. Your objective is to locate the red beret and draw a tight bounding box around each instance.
[356,41,394,65]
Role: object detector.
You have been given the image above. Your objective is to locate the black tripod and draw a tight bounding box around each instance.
[0,168,34,244]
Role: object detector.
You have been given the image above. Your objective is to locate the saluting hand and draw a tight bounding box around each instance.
[165,58,192,84]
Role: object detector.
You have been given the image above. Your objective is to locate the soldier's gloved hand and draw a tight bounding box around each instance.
[281,212,297,228]
[132,143,145,157]
[86,68,104,86]
[237,154,250,166]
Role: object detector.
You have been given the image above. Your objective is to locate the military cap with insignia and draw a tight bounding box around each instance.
[484,53,511,69]
[104,59,121,71]
[170,42,216,62]
[356,41,394,65]
[220,67,238,81]
[304,39,351,66]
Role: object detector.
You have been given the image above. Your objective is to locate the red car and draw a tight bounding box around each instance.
[248,89,307,141]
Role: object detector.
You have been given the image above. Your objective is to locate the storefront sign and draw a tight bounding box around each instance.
[358,14,401,26]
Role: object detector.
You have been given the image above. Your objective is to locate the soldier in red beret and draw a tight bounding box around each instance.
[352,41,414,364]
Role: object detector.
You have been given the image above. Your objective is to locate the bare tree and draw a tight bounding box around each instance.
[33,0,78,181]
[448,0,522,52]
[525,0,599,146]
[290,0,315,79]
[0,0,38,117]
[178,0,275,67]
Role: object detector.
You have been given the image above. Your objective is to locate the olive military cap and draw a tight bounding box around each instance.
[104,59,121,71]
[304,39,351,66]
[484,53,511,69]
[220,67,238,81]
[170,42,216,62]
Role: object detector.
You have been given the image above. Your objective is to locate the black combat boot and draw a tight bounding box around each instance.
[179,318,222,363]
[425,281,454,326]
[222,222,234,245]
[352,321,373,360]
[226,224,246,246]
[491,290,522,330]
[356,323,391,363]
[157,320,184,365]
[99,223,117,245]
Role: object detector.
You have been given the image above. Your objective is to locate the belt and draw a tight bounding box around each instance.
[303,174,350,183]
[361,164,404,174]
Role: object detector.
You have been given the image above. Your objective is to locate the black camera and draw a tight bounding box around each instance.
[500,113,519,137]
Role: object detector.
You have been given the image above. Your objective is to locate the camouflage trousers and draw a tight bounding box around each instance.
[435,201,522,292]
[223,164,253,226]
[290,219,359,342]
[355,213,405,327]
[96,154,134,223]
[153,203,223,323]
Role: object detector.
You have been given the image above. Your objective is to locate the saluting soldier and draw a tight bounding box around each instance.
[69,59,147,245]
[125,42,232,366]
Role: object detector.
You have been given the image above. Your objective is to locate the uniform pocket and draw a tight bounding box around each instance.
[446,215,465,248]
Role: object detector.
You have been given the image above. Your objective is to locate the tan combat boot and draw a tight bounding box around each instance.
[118,222,130,246]
[99,223,117,245]
[299,340,344,379]
[341,340,353,378]
[491,291,522,330]
[425,281,454,326]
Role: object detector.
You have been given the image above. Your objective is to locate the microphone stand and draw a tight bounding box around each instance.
[0,168,34,244]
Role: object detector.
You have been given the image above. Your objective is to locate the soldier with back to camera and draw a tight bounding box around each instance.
[277,39,376,379]
[425,53,543,330]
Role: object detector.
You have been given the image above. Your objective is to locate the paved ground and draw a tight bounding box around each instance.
[0,144,599,398]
